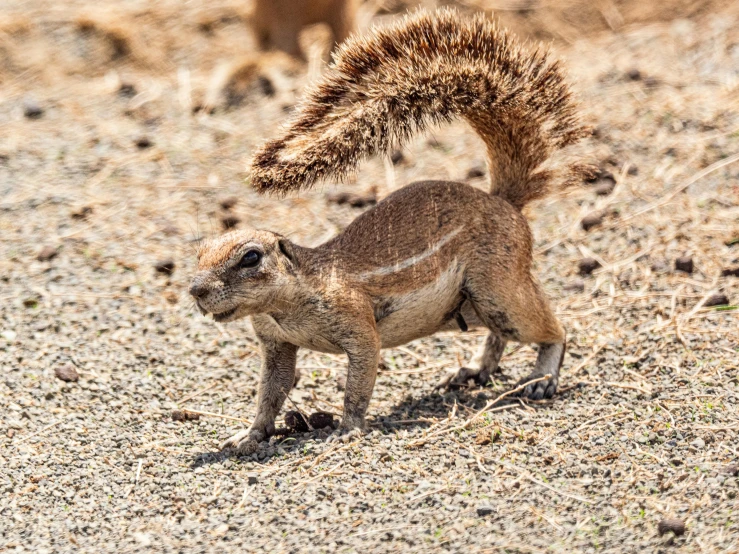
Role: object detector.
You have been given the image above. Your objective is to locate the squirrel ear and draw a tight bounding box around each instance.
[277,238,297,265]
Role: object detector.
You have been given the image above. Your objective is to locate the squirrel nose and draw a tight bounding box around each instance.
[189,281,208,299]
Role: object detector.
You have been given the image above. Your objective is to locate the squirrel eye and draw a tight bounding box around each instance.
[239,250,262,269]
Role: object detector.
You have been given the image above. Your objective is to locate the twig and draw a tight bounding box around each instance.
[134,459,143,485]
[297,461,344,488]
[538,410,626,446]
[605,381,652,394]
[565,343,607,375]
[177,382,221,404]
[499,461,594,505]
[13,417,68,445]
[179,409,251,425]
[530,506,564,534]
[404,485,449,505]
[616,151,739,227]
[407,375,551,447]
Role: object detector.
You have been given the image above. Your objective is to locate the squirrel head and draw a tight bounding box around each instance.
[189,229,300,322]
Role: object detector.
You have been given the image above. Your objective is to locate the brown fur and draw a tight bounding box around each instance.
[251,8,592,207]
[251,0,358,60]
[191,9,590,454]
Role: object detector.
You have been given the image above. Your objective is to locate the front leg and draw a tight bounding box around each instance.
[330,324,380,442]
[220,338,298,454]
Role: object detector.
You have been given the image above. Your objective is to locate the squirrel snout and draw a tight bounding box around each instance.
[189,281,208,299]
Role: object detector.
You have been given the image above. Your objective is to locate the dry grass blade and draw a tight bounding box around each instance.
[407,374,551,447]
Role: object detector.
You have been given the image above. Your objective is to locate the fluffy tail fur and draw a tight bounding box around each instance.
[251,8,591,209]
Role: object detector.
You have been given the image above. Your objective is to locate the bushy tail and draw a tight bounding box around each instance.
[251,8,591,209]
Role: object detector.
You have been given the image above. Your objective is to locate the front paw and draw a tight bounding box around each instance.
[220,426,269,454]
[515,372,558,400]
[436,366,491,390]
[326,418,366,444]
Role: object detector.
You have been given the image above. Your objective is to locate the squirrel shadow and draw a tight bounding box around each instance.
[188,378,585,470]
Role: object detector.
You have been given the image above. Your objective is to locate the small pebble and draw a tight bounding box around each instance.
[584,168,612,184]
[37,246,58,262]
[466,166,486,179]
[658,517,685,536]
[134,136,152,149]
[564,280,585,292]
[476,505,494,517]
[54,364,79,383]
[674,256,694,274]
[581,212,603,231]
[690,438,705,449]
[650,260,668,273]
[722,464,738,476]
[154,259,175,275]
[247,474,258,485]
[327,190,377,208]
[23,98,44,119]
[70,206,93,219]
[118,82,137,97]
[578,258,601,276]
[594,180,615,196]
[221,215,240,230]
[703,293,729,307]
[219,197,238,210]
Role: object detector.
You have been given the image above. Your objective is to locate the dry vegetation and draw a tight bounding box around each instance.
[1,1,739,552]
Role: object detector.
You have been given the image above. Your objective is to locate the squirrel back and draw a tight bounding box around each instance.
[250,8,591,210]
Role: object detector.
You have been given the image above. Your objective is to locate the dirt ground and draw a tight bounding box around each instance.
[2,1,739,552]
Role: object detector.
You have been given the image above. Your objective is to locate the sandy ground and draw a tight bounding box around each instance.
[1,1,739,552]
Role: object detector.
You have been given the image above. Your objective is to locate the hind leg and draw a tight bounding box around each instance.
[437,332,507,389]
[467,277,565,400]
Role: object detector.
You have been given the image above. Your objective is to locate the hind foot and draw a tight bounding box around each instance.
[436,366,491,390]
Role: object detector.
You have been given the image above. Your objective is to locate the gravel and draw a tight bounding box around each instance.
[1,1,739,553]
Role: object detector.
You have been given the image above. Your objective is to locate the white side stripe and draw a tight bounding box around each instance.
[360,227,462,279]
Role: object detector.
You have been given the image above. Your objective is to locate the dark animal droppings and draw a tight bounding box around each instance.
[171,410,201,422]
[134,136,152,149]
[308,412,337,430]
[704,293,729,307]
[155,259,175,275]
[657,518,685,537]
[581,212,603,231]
[578,258,601,275]
[674,256,693,274]
[284,411,309,433]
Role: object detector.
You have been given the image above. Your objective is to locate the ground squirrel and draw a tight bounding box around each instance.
[251,0,357,59]
[190,9,591,454]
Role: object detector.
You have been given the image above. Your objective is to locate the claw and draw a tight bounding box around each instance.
[436,366,490,390]
[327,425,365,444]
[515,373,558,400]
